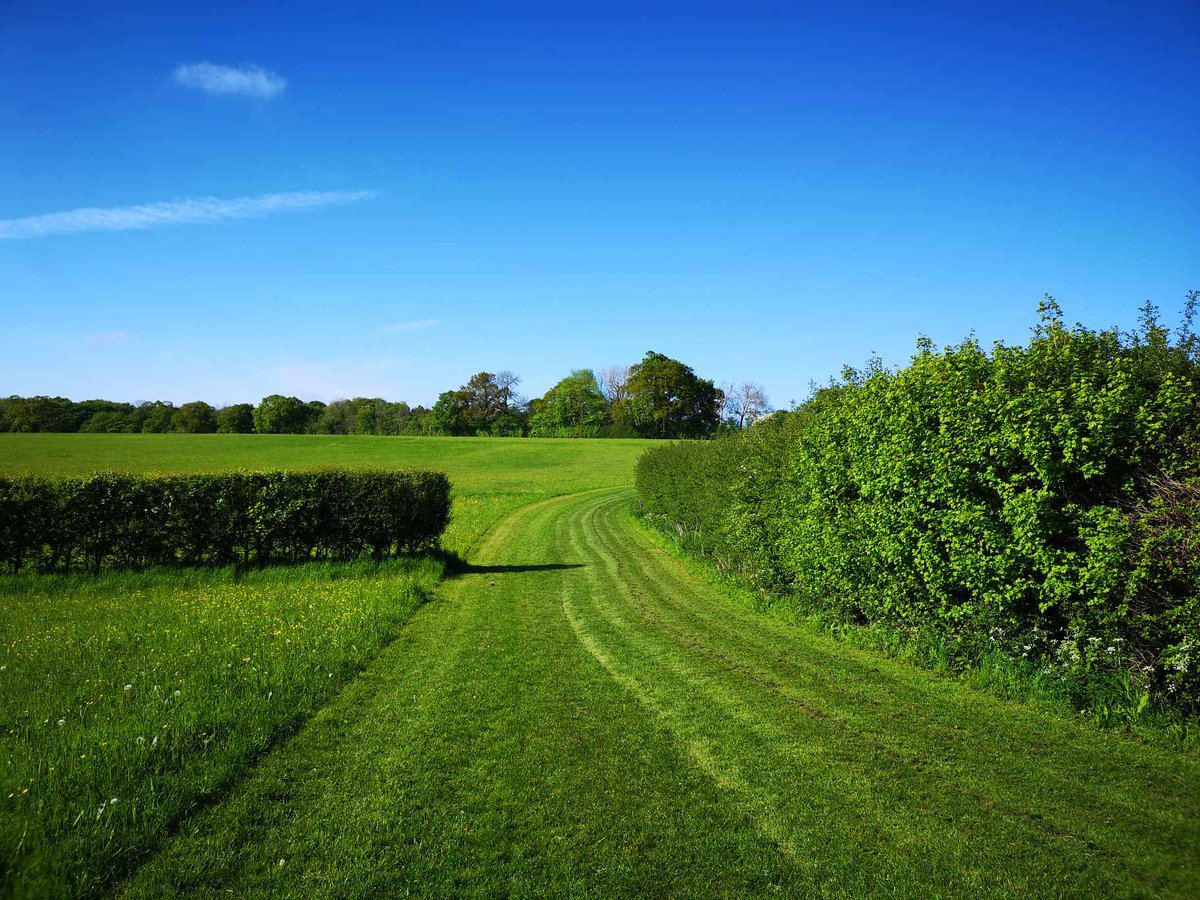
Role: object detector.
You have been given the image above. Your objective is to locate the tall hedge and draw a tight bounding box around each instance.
[0,469,451,574]
[637,298,1200,709]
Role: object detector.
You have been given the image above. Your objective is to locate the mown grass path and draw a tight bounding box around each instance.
[124,488,1200,898]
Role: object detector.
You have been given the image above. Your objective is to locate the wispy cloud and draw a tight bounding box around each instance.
[380,319,441,333]
[84,331,131,346]
[0,190,377,240]
[173,62,286,99]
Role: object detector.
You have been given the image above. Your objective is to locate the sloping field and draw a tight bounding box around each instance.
[0,436,647,896]
[123,488,1200,898]
[0,433,648,554]
[2,436,1198,896]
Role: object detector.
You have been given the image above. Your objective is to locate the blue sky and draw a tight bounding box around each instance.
[2,0,1197,408]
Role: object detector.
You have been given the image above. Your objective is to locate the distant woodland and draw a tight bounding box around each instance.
[0,351,770,440]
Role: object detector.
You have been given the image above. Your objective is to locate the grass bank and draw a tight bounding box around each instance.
[635,519,1200,750]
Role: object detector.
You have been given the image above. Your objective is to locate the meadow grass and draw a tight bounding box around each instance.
[0,433,648,556]
[4,435,1199,896]
[0,559,442,897]
[121,489,1200,898]
[0,435,648,897]
[0,433,644,492]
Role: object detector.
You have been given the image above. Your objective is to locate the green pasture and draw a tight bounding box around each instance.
[0,433,647,554]
[0,558,441,897]
[0,435,645,896]
[1,434,1198,897]
[125,489,1200,898]
[0,433,643,492]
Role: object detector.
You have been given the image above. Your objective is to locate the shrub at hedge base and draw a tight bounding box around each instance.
[637,299,1200,712]
[0,469,451,574]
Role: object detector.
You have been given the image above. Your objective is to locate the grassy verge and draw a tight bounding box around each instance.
[0,557,441,898]
[632,517,1200,750]
[567,493,1200,896]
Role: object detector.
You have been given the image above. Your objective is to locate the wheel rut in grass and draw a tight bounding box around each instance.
[121,490,804,897]
[557,489,1200,898]
[123,487,1200,899]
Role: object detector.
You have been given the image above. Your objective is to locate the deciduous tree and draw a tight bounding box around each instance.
[529,369,608,437]
[625,352,722,439]
[429,390,471,436]
[216,404,256,434]
[727,382,771,428]
[253,395,307,434]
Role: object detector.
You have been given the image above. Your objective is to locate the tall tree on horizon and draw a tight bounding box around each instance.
[529,369,608,437]
[623,352,722,439]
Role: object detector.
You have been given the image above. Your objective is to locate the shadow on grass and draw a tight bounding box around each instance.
[442,558,586,578]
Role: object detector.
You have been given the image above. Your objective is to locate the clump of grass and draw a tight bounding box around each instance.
[0,556,441,898]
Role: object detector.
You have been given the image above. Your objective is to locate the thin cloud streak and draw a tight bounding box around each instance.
[173,62,286,99]
[0,190,377,240]
[380,319,441,333]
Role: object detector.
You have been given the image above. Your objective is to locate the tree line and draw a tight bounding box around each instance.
[0,351,770,439]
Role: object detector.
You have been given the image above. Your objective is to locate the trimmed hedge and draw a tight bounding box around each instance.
[0,469,451,574]
[637,299,1200,711]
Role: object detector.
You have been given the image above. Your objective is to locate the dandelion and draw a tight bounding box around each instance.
[57,718,65,726]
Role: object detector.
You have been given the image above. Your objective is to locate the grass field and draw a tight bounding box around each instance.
[0,558,441,897]
[123,489,1200,898]
[0,435,646,897]
[0,433,648,555]
[2,434,1199,897]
